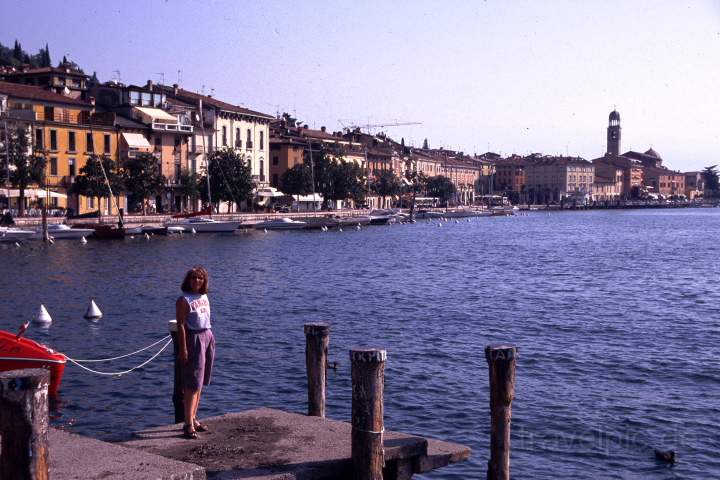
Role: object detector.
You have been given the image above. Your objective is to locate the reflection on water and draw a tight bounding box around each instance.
[1,209,720,479]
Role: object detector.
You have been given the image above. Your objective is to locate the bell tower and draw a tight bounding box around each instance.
[607,109,621,156]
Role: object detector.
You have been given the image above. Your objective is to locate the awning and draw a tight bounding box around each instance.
[295,193,323,202]
[256,187,286,198]
[121,132,152,149]
[0,188,67,199]
[133,106,177,124]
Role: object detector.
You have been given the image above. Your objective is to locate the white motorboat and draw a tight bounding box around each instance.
[31,224,95,240]
[254,217,307,230]
[0,227,35,242]
[166,217,242,233]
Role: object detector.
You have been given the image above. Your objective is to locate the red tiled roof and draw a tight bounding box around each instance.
[0,80,90,107]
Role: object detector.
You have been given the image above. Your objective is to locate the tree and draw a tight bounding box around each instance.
[7,128,46,217]
[326,159,365,207]
[121,152,166,214]
[71,155,123,215]
[426,175,457,206]
[12,40,22,62]
[703,165,719,196]
[281,163,312,211]
[422,138,429,150]
[177,169,200,210]
[200,148,254,212]
[370,169,402,208]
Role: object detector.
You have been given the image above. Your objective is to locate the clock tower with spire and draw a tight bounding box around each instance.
[607,109,621,156]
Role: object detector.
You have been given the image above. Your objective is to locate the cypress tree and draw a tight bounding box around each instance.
[13,40,22,61]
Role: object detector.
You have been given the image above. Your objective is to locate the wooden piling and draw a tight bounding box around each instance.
[0,368,50,480]
[169,319,184,423]
[485,344,517,480]
[304,322,330,417]
[351,347,387,480]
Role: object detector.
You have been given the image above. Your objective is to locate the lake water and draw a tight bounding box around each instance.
[1,209,719,479]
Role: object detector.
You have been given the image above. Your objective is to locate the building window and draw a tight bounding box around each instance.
[130,91,141,105]
[259,159,265,181]
[68,158,76,176]
[260,131,264,150]
[246,129,252,148]
[88,197,94,209]
[86,133,94,153]
[49,130,58,150]
[104,134,111,154]
[272,173,278,187]
[50,157,58,176]
[155,137,162,151]
[235,128,241,148]
[68,131,76,152]
[247,158,252,172]
[272,156,279,166]
[222,126,227,147]
[35,129,44,150]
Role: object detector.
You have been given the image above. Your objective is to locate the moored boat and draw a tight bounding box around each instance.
[254,217,307,230]
[0,330,66,395]
[165,217,242,233]
[32,224,95,240]
[0,226,35,242]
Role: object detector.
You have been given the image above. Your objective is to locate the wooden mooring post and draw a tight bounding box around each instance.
[351,347,387,480]
[304,322,329,417]
[169,319,184,423]
[0,368,50,480]
[485,344,517,480]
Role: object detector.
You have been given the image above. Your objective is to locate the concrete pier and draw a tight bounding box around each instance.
[48,429,205,479]
[122,407,470,479]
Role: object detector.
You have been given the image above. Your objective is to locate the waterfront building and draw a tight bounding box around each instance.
[525,156,594,204]
[0,61,89,100]
[91,80,195,212]
[643,167,686,198]
[0,80,126,215]
[494,155,531,203]
[156,84,274,197]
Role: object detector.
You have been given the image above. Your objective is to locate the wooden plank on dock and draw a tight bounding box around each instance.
[121,408,470,479]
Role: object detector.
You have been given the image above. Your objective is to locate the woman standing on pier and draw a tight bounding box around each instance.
[176,266,215,439]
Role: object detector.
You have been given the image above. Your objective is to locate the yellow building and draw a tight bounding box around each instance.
[0,80,126,215]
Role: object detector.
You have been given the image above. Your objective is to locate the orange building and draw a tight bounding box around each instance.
[0,80,125,215]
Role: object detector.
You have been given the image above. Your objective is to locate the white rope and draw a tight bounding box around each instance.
[69,335,171,362]
[65,338,173,376]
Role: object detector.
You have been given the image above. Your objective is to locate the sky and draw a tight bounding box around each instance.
[3,0,720,171]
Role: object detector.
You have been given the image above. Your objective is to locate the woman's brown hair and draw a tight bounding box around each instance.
[181,266,209,294]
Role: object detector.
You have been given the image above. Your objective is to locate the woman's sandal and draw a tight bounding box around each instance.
[194,421,209,433]
[182,424,198,439]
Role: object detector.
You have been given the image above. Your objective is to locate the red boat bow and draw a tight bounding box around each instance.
[0,330,66,395]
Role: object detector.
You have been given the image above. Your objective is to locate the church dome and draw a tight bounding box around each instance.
[644,148,661,159]
[609,110,620,122]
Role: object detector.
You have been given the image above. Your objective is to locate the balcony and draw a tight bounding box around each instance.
[4,109,37,121]
[152,122,193,134]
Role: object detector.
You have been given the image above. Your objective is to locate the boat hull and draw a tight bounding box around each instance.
[0,330,66,396]
[0,228,35,242]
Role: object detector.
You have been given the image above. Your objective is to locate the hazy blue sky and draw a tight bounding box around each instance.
[3,0,719,171]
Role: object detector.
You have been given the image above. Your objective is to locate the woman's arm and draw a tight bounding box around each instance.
[176,297,189,363]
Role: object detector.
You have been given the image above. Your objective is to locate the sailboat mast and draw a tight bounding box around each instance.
[198,99,211,214]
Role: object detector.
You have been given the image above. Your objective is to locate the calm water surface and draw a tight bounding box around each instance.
[1,209,719,479]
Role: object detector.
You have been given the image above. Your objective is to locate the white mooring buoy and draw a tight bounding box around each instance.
[35,304,53,324]
[190,228,197,234]
[14,242,20,247]
[144,232,150,240]
[80,236,88,244]
[84,299,103,320]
